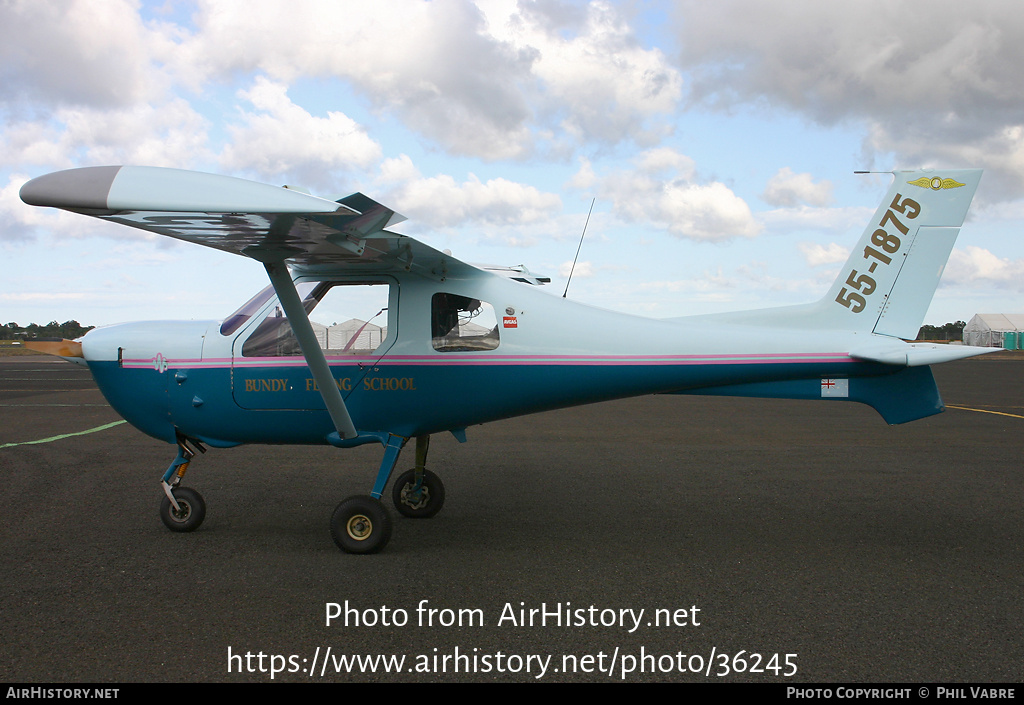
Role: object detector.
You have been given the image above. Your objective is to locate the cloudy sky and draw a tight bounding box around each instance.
[4,0,1024,328]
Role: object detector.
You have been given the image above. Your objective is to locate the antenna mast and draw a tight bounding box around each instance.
[563,198,595,299]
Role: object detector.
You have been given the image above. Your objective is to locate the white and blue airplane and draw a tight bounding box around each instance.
[20,166,992,553]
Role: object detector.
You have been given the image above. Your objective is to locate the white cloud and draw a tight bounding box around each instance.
[648,181,760,241]
[219,77,381,187]
[760,205,874,235]
[798,242,849,267]
[377,155,422,185]
[566,157,598,190]
[490,0,683,146]
[635,147,696,178]
[0,100,211,170]
[572,148,760,241]
[176,0,535,159]
[864,122,1024,202]
[673,0,1024,199]
[0,292,87,302]
[0,174,39,242]
[558,260,595,278]
[761,167,833,207]
[0,0,174,108]
[944,245,1024,288]
[172,0,681,158]
[675,1,1024,125]
[376,156,562,228]
[638,267,736,294]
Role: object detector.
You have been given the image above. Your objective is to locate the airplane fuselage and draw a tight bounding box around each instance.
[19,165,989,552]
[81,268,907,448]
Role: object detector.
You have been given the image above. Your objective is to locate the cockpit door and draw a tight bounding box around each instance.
[230,279,397,410]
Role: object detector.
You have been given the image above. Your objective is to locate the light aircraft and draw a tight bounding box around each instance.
[19,166,993,553]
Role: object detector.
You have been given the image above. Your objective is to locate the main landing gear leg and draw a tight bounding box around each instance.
[159,436,207,532]
[391,435,446,519]
[330,434,406,554]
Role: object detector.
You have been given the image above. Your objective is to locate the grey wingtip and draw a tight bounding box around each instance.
[20,166,123,209]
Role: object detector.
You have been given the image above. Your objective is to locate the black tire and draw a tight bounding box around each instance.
[330,496,392,554]
[159,487,206,532]
[391,469,445,518]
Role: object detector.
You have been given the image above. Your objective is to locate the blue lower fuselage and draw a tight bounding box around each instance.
[87,353,899,447]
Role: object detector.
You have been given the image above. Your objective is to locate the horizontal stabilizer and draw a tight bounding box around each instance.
[850,342,1000,367]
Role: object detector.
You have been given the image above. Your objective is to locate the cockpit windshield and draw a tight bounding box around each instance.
[234,280,392,358]
[220,285,276,336]
[220,281,323,337]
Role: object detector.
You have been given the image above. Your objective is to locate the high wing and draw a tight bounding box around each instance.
[19,165,473,279]
[21,165,476,441]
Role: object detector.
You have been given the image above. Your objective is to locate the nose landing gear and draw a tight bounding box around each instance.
[159,436,207,533]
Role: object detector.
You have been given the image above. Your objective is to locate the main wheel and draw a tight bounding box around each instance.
[159,487,206,532]
[391,469,445,518]
[330,496,392,554]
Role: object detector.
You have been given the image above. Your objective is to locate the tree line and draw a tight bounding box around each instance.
[3,321,94,339]
[916,321,966,341]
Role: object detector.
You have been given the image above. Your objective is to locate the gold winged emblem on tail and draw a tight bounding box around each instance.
[908,176,966,190]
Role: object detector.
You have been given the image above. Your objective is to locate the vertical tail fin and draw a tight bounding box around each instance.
[823,169,982,338]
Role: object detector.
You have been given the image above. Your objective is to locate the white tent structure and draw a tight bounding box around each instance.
[326,319,384,353]
[309,321,328,349]
[459,320,492,336]
[963,314,1024,348]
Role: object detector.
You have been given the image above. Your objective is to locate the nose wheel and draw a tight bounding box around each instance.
[160,487,206,532]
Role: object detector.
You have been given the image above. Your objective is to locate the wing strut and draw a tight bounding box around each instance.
[264,261,359,440]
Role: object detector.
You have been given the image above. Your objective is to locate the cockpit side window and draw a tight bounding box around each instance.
[240,281,391,357]
[431,293,499,352]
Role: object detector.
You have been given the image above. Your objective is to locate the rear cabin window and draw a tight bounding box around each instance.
[431,293,499,352]
[241,281,391,357]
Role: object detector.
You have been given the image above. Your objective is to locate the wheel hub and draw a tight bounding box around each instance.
[171,501,191,522]
[346,514,373,541]
[400,483,430,510]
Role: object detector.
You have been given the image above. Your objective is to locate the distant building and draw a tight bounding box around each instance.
[326,319,385,353]
[963,314,1024,349]
[310,321,328,348]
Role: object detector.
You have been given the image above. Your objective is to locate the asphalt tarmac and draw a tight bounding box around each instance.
[1,354,1021,683]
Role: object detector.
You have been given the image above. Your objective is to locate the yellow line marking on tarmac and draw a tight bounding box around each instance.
[946,404,1024,420]
[0,420,127,449]
[0,404,110,407]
